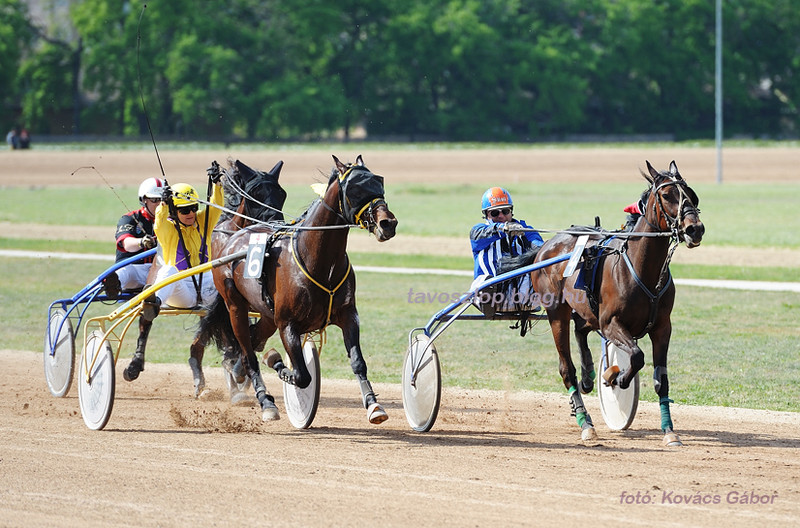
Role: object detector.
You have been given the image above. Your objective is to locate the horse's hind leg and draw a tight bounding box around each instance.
[572,312,596,394]
[188,334,207,398]
[340,312,387,424]
[548,305,597,441]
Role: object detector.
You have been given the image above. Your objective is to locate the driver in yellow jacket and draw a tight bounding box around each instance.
[124,179,223,382]
[152,181,223,308]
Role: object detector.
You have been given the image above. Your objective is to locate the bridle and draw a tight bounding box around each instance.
[643,176,700,241]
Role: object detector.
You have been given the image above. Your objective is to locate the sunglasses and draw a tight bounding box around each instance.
[489,208,512,218]
[145,197,162,203]
[177,205,198,214]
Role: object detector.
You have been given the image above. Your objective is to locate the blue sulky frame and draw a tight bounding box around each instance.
[45,248,159,361]
[401,252,573,433]
[407,252,573,351]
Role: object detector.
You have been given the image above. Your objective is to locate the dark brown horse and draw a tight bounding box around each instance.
[530,160,704,445]
[199,155,398,423]
[188,158,287,400]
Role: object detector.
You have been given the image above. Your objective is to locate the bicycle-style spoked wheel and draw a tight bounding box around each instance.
[597,340,639,431]
[78,330,116,431]
[402,334,441,432]
[44,308,75,398]
[283,338,321,429]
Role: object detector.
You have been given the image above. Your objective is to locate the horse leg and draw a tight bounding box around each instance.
[223,283,279,420]
[650,322,682,446]
[123,317,152,382]
[602,322,645,391]
[268,323,312,388]
[188,333,207,398]
[571,312,596,394]
[548,305,596,441]
[341,312,387,424]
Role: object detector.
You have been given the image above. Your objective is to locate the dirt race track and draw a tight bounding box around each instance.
[1,146,799,527]
[2,350,800,528]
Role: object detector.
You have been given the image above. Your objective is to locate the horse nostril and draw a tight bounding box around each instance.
[380,218,397,234]
[685,223,704,240]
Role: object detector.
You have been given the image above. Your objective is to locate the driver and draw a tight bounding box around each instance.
[470,187,543,312]
[102,177,164,298]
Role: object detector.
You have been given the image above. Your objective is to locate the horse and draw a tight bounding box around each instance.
[530,160,704,445]
[188,158,287,401]
[198,155,398,423]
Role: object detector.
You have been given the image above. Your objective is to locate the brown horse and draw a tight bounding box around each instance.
[199,155,398,423]
[530,160,704,445]
[188,158,287,400]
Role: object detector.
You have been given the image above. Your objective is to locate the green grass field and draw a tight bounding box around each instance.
[2,148,799,413]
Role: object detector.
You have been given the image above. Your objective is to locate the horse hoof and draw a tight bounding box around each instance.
[579,380,593,395]
[261,401,280,422]
[581,427,598,442]
[264,348,282,369]
[367,403,388,424]
[663,432,683,447]
[602,365,620,386]
[230,390,254,407]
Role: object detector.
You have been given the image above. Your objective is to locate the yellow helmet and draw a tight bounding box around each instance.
[171,183,199,207]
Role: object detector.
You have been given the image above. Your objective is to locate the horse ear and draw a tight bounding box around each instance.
[332,155,346,174]
[356,154,365,166]
[644,160,657,183]
[669,160,681,178]
[268,160,284,178]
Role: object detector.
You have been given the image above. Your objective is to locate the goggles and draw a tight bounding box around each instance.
[488,208,512,218]
[177,205,198,215]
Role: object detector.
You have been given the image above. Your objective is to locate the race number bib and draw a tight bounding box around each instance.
[244,233,269,279]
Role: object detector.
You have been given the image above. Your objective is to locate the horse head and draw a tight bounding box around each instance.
[331,154,398,242]
[219,158,287,229]
[643,160,704,248]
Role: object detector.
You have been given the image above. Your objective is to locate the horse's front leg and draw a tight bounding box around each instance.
[548,305,596,441]
[269,323,312,389]
[602,320,646,391]
[339,310,388,424]
[650,321,682,446]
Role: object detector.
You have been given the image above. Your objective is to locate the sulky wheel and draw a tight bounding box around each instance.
[283,338,321,429]
[597,339,639,431]
[78,330,116,431]
[44,308,75,398]
[402,334,441,432]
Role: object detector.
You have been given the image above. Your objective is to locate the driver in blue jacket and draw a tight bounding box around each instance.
[470,187,543,311]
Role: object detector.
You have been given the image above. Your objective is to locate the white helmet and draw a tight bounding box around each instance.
[138,177,165,205]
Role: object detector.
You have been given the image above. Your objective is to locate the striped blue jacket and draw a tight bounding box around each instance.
[470,219,544,280]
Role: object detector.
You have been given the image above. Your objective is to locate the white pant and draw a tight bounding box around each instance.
[471,273,537,312]
[154,265,218,309]
[116,263,151,291]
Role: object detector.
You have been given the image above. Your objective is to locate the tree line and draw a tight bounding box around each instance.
[2,0,798,142]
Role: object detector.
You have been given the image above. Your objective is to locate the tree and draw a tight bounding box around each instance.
[0,0,34,129]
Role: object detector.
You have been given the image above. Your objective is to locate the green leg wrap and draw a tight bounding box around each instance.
[569,386,589,428]
[659,396,674,432]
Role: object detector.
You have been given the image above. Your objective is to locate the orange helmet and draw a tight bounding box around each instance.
[481,187,513,212]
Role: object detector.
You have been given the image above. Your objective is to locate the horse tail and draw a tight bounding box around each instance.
[196,293,240,357]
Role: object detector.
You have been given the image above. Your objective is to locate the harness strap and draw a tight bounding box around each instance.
[289,230,352,328]
[621,250,673,339]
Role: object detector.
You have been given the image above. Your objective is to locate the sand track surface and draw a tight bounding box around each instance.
[2,350,799,527]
